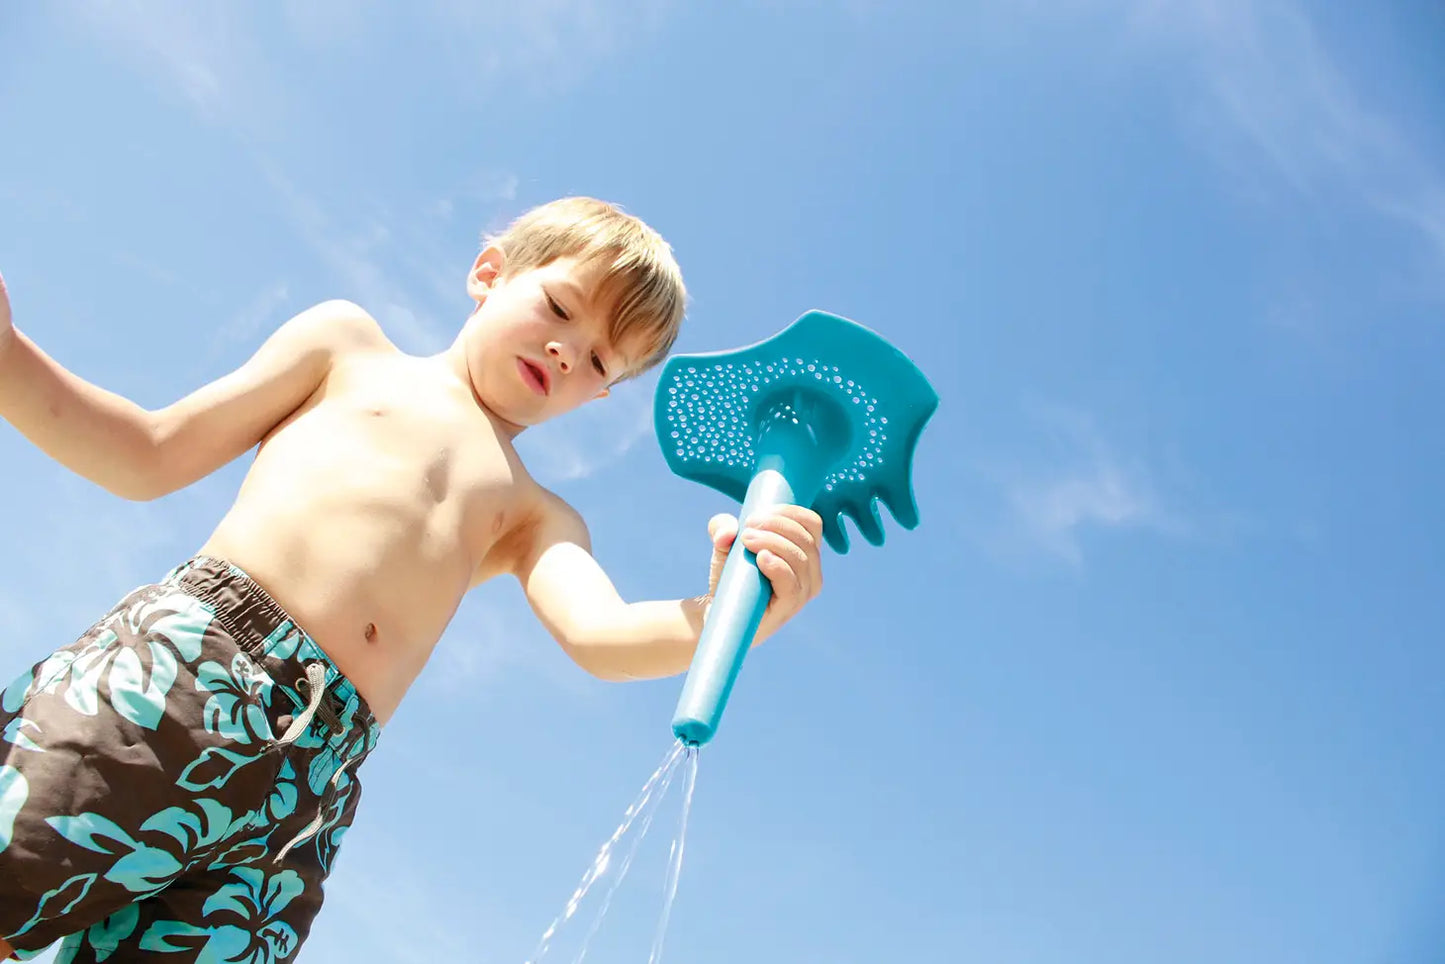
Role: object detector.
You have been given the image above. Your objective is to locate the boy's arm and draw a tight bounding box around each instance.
[515,494,824,682]
[0,296,380,500]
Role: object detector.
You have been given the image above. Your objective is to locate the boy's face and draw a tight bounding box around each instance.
[462,248,637,431]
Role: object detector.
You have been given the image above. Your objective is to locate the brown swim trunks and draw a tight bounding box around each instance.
[0,557,382,962]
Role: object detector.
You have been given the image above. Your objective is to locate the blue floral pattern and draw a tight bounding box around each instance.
[0,561,380,960]
[139,868,306,963]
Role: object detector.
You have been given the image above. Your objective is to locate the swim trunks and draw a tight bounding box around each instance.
[0,556,382,962]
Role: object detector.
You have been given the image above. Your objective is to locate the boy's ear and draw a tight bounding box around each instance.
[592,387,611,400]
[467,246,507,304]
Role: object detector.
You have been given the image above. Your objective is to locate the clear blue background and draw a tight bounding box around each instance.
[2,2,1442,962]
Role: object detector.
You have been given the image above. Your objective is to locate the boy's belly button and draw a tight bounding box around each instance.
[364,622,379,643]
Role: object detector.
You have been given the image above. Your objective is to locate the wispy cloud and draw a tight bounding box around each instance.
[424,583,599,701]
[515,376,658,485]
[94,0,678,107]
[62,2,282,132]
[54,4,542,356]
[310,851,480,964]
[1100,0,1445,273]
[190,281,292,375]
[0,470,182,685]
[990,406,1184,566]
[252,159,457,353]
[57,1,681,358]
[417,0,677,94]
[426,592,543,689]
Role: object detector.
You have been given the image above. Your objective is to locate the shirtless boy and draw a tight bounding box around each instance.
[0,197,824,962]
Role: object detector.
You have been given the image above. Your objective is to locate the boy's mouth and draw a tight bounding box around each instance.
[517,357,551,396]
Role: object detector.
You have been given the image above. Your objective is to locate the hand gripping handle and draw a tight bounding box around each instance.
[671,469,797,747]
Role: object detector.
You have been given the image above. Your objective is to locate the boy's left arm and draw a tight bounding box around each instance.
[515,496,824,682]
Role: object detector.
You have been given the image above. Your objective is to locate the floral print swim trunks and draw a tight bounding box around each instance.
[0,556,382,962]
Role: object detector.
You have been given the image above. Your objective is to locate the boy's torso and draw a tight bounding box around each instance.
[198,335,549,724]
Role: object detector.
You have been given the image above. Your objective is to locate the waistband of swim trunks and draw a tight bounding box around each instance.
[166,555,379,734]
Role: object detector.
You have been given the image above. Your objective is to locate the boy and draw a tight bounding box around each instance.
[0,197,824,962]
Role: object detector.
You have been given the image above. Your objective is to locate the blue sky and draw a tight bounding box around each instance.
[2,1,1443,962]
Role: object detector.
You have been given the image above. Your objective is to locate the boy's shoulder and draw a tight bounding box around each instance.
[525,485,591,548]
[287,299,391,353]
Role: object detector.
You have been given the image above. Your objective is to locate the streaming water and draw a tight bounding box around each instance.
[647,745,699,964]
[525,740,701,964]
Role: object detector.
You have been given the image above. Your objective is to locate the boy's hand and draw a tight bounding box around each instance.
[706,505,825,641]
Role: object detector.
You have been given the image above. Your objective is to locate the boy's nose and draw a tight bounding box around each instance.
[546,340,574,374]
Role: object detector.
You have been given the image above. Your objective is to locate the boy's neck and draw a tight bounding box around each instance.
[438,331,530,440]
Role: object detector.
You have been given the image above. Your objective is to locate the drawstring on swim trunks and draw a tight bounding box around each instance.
[275,662,339,745]
[271,661,361,864]
[273,739,363,864]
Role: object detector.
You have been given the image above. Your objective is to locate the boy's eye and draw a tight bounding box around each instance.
[592,352,607,377]
[545,292,569,320]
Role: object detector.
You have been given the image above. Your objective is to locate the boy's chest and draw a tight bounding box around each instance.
[314,360,538,525]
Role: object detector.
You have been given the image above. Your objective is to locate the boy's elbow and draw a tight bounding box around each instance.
[559,636,634,683]
[104,463,177,502]
[107,416,182,501]
[589,663,638,684]
[563,642,621,682]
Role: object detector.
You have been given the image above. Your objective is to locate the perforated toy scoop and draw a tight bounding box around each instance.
[657,310,939,746]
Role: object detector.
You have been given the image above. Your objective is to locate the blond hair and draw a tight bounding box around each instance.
[486,197,686,377]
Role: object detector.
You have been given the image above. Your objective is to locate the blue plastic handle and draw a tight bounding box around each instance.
[671,469,799,747]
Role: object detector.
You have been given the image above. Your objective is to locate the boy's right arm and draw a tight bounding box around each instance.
[0,281,378,500]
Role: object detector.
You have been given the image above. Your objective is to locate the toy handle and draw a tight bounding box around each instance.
[671,469,796,746]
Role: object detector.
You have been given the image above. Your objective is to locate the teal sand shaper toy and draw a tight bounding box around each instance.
[656,310,939,746]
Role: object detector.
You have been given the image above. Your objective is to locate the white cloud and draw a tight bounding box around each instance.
[252,159,456,353]
[191,281,291,375]
[300,838,489,964]
[1089,0,1445,274]
[418,0,676,93]
[427,593,534,687]
[514,376,658,485]
[62,1,281,132]
[56,3,649,357]
[424,584,597,701]
[992,406,1184,566]
[71,0,678,117]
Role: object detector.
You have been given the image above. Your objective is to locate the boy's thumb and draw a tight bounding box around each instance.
[707,513,737,547]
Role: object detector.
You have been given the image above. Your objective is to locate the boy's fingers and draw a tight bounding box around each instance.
[743,530,820,602]
[745,505,823,546]
[757,550,803,601]
[708,513,738,548]
[742,527,809,570]
[741,516,819,566]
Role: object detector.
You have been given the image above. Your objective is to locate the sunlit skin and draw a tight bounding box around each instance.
[0,258,825,959]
